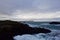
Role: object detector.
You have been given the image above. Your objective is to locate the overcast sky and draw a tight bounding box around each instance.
[0,0,60,21]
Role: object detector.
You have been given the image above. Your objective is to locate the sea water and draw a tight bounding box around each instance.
[14,21,60,40]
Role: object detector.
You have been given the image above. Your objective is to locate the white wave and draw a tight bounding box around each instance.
[14,29,60,40]
[27,24,38,27]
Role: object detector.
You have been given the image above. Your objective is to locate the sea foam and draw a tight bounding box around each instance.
[14,29,60,40]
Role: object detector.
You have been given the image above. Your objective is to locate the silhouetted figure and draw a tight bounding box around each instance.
[0,20,51,40]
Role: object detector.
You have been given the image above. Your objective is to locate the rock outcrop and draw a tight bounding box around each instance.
[0,20,51,40]
[50,22,60,24]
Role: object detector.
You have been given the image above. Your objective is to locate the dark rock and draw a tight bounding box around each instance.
[50,22,60,24]
[0,20,51,40]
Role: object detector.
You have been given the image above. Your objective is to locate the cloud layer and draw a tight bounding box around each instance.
[0,0,60,21]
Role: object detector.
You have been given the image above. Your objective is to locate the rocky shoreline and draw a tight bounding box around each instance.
[0,20,51,40]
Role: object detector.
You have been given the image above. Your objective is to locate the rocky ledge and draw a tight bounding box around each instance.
[0,20,51,40]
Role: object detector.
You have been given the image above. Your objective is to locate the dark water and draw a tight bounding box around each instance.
[23,21,60,30]
[14,21,60,40]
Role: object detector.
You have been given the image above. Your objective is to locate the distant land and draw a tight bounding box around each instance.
[0,17,60,22]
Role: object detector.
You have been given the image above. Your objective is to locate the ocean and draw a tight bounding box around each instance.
[14,21,60,40]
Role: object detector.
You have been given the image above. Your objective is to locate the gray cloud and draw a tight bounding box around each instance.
[0,0,60,21]
[0,0,60,15]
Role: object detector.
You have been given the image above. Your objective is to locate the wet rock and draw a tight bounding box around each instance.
[50,22,60,24]
[0,20,51,40]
